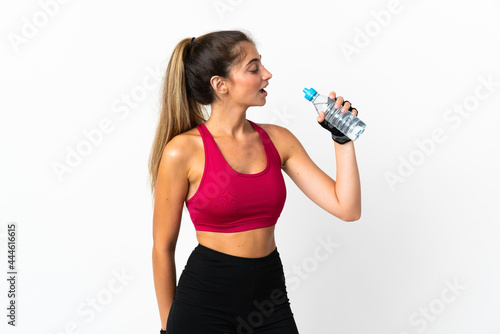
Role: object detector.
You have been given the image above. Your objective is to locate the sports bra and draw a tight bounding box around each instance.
[185,120,287,233]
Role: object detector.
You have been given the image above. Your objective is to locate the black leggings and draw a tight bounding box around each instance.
[166,243,299,334]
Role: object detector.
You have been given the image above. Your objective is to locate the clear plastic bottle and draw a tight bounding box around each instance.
[303,87,366,141]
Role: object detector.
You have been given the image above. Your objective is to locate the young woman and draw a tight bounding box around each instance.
[150,30,361,334]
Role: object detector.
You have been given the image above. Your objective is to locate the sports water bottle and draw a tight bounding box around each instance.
[303,88,366,141]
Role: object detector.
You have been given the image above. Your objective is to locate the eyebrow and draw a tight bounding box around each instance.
[245,55,262,67]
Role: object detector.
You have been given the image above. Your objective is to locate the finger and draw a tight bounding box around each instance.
[334,96,344,110]
[317,110,325,122]
[351,108,358,116]
[341,101,352,114]
[329,91,336,101]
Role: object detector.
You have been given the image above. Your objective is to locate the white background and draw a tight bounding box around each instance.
[1,0,500,333]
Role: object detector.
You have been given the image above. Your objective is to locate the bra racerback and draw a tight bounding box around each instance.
[185,120,287,233]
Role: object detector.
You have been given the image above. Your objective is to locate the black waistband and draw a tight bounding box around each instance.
[194,243,279,265]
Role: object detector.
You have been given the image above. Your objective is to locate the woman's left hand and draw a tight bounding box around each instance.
[317,91,358,123]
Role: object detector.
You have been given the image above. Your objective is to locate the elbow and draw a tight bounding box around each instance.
[338,208,361,222]
[152,243,176,255]
[342,214,361,222]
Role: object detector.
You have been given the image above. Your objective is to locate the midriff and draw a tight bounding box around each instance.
[196,225,276,258]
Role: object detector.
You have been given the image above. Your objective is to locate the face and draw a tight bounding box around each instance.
[223,42,272,108]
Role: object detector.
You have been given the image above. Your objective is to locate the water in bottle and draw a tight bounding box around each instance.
[303,88,366,141]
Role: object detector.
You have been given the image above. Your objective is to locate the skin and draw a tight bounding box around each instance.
[152,41,361,330]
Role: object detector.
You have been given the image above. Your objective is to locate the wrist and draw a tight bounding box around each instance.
[318,119,351,145]
[331,132,351,145]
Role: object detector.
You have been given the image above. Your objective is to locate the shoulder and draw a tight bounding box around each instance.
[252,122,295,141]
[253,122,300,144]
[251,122,302,165]
[159,126,202,173]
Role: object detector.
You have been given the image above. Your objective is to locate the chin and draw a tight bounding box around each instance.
[244,95,267,108]
[257,96,268,106]
[246,101,266,108]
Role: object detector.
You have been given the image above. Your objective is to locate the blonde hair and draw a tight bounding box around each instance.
[148,31,254,196]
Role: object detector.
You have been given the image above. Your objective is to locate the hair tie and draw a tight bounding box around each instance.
[189,37,195,51]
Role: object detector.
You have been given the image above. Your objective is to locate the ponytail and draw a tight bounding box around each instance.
[148,38,207,196]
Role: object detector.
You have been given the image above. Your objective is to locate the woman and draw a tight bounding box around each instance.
[150,30,361,334]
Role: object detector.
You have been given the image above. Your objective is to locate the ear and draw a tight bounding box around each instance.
[210,75,229,97]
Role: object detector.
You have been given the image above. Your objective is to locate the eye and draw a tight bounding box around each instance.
[250,67,259,74]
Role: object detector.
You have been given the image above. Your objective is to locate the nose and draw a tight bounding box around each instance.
[262,66,272,80]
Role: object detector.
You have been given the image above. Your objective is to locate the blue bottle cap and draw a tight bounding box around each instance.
[303,88,317,101]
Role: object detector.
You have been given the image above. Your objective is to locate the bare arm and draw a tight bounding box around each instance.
[330,140,361,220]
[152,136,190,330]
[275,94,361,221]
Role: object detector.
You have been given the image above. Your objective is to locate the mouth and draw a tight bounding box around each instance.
[259,85,268,96]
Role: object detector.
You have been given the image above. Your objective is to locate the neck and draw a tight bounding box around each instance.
[206,100,250,139]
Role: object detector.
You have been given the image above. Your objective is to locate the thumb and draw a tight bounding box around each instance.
[317,110,325,122]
